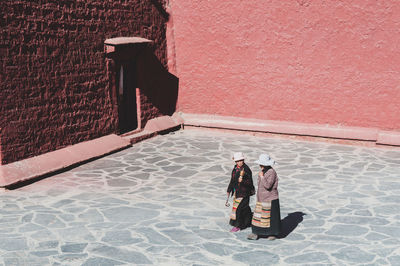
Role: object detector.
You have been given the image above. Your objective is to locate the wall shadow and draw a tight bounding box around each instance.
[136,47,179,117]
[278,211,306,239]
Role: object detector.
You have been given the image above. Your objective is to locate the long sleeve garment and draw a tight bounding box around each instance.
[227,163,255,198]
[257,167,279,202]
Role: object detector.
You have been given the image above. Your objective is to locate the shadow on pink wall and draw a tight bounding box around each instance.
[105,39,179,134]
[137,47,179,119]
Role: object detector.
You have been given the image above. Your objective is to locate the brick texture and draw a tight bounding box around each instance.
[0,0,169,164]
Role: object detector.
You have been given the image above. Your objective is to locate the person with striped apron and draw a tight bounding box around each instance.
[248,154,281,240]
[227,152,255,232]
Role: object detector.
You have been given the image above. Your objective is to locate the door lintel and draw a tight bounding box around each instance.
[104,37,153,60]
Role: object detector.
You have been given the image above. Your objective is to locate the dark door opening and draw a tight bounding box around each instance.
[117,61,138,134]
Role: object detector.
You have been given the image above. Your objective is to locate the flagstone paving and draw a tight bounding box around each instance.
[1,129,400,265]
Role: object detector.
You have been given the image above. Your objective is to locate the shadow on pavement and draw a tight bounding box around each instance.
[278,211,307,239]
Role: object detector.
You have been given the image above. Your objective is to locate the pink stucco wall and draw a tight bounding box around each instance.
[168,1,400,131]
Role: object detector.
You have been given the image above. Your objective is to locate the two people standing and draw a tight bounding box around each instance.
[227,152,281,240]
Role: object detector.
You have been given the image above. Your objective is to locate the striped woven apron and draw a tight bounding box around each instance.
[251,201,271,228]
[230,197,243,220]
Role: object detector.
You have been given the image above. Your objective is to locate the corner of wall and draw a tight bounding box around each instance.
[0,132,2,165]
[166,2,177,76]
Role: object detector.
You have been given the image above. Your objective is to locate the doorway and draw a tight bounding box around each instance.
[117,61,138,134]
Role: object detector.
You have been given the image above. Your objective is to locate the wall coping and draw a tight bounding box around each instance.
[104,37,153,54]
[0,134,131,188]
[0,115,183,189]
[180,113,400,147]
[104,37,153,46]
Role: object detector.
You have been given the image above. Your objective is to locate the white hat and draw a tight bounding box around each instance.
[232,152,245,161]
[255,154,275,166]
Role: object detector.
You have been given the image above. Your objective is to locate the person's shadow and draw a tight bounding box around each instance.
[278,211,306,239]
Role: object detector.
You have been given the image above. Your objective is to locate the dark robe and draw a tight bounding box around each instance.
[227,163,255,229]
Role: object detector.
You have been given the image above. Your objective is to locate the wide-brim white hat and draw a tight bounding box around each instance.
[255,154,275,166]
[232,152,245,161]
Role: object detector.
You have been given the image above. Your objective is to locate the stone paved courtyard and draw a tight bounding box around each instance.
[1,129,400,265]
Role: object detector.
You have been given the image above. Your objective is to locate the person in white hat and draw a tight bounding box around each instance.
[247,154,281,240]
[226,152,255,232]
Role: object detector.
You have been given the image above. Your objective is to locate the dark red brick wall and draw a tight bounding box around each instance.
[0,0,169,164]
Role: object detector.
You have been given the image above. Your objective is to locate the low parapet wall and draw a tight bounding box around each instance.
[0,115,183,189]
[0,134,131,188]
[181,113,400,147]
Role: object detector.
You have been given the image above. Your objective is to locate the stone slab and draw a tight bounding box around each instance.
[1,128,399,265]
[143,115,182,133]
[122,115,182,144]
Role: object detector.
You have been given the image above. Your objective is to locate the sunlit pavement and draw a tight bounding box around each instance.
[1,129,400,265]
